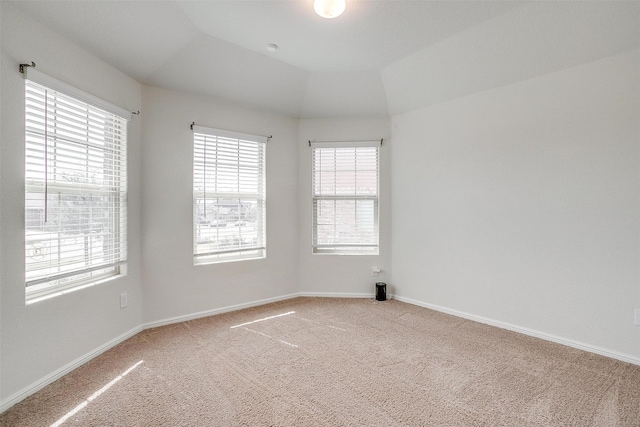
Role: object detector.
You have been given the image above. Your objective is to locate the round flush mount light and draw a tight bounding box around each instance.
[314,0,346,19]
[266,43,278,52]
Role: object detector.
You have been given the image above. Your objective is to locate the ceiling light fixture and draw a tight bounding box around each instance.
[314,0,346,19]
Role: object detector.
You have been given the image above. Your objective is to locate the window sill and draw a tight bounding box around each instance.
[26,270,125,305]
[312,249,379,256]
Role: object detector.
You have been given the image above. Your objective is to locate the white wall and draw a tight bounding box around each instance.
[141,86,300,323]
[391,49,640,360]
[0,4,144,403]
[297,118,392,296]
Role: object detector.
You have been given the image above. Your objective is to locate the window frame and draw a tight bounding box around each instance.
[311,141,380,255]
[192,125,267,265]
[23,69,130,303]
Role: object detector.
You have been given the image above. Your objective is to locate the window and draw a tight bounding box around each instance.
[311,141,379,255]
[24,71,129,302]
[193,126,266,264]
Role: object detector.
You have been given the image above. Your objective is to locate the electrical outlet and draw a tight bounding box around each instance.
[371,266,381,277]
[120,292,128,309]
[635,309,640,326]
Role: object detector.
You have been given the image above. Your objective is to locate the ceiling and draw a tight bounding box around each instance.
[6,1,640,118]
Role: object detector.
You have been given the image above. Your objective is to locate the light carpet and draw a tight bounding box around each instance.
[1,297,639,426]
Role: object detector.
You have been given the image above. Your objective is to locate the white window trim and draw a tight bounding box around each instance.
[311,140,380,255]
[23,71,129,303]
[192,125,267,265]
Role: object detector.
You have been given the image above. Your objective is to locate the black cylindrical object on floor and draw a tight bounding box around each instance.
[375,282,387,301]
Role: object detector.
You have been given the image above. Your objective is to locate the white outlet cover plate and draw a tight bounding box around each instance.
[635,308,640,326]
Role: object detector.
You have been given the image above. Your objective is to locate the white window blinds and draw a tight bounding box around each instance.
[311,141,379,255]
[193,126,266,264]
[24,76,128,300]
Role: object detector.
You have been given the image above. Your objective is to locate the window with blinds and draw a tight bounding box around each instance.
[312,142,379,255]
[193,126,266,264]
[24,77,128,302]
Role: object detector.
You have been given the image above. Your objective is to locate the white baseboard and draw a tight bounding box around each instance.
[0,325,143,414]
[298,291,374,299]
[143,293,301,329]
[392,295,640,367]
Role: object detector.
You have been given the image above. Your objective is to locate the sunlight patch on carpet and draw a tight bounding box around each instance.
[50,360,144,427]
[230,311,296,329]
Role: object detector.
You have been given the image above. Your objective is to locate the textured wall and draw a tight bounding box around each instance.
[297,117,392,296]
[140,86,300,324]
[390,49,640,361]
[0,4,144,402]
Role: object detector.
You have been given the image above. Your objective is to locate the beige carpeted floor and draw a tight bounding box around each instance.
[1,297,639,426]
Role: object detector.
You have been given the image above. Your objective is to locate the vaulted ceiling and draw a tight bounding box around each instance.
[7,1,640,118]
